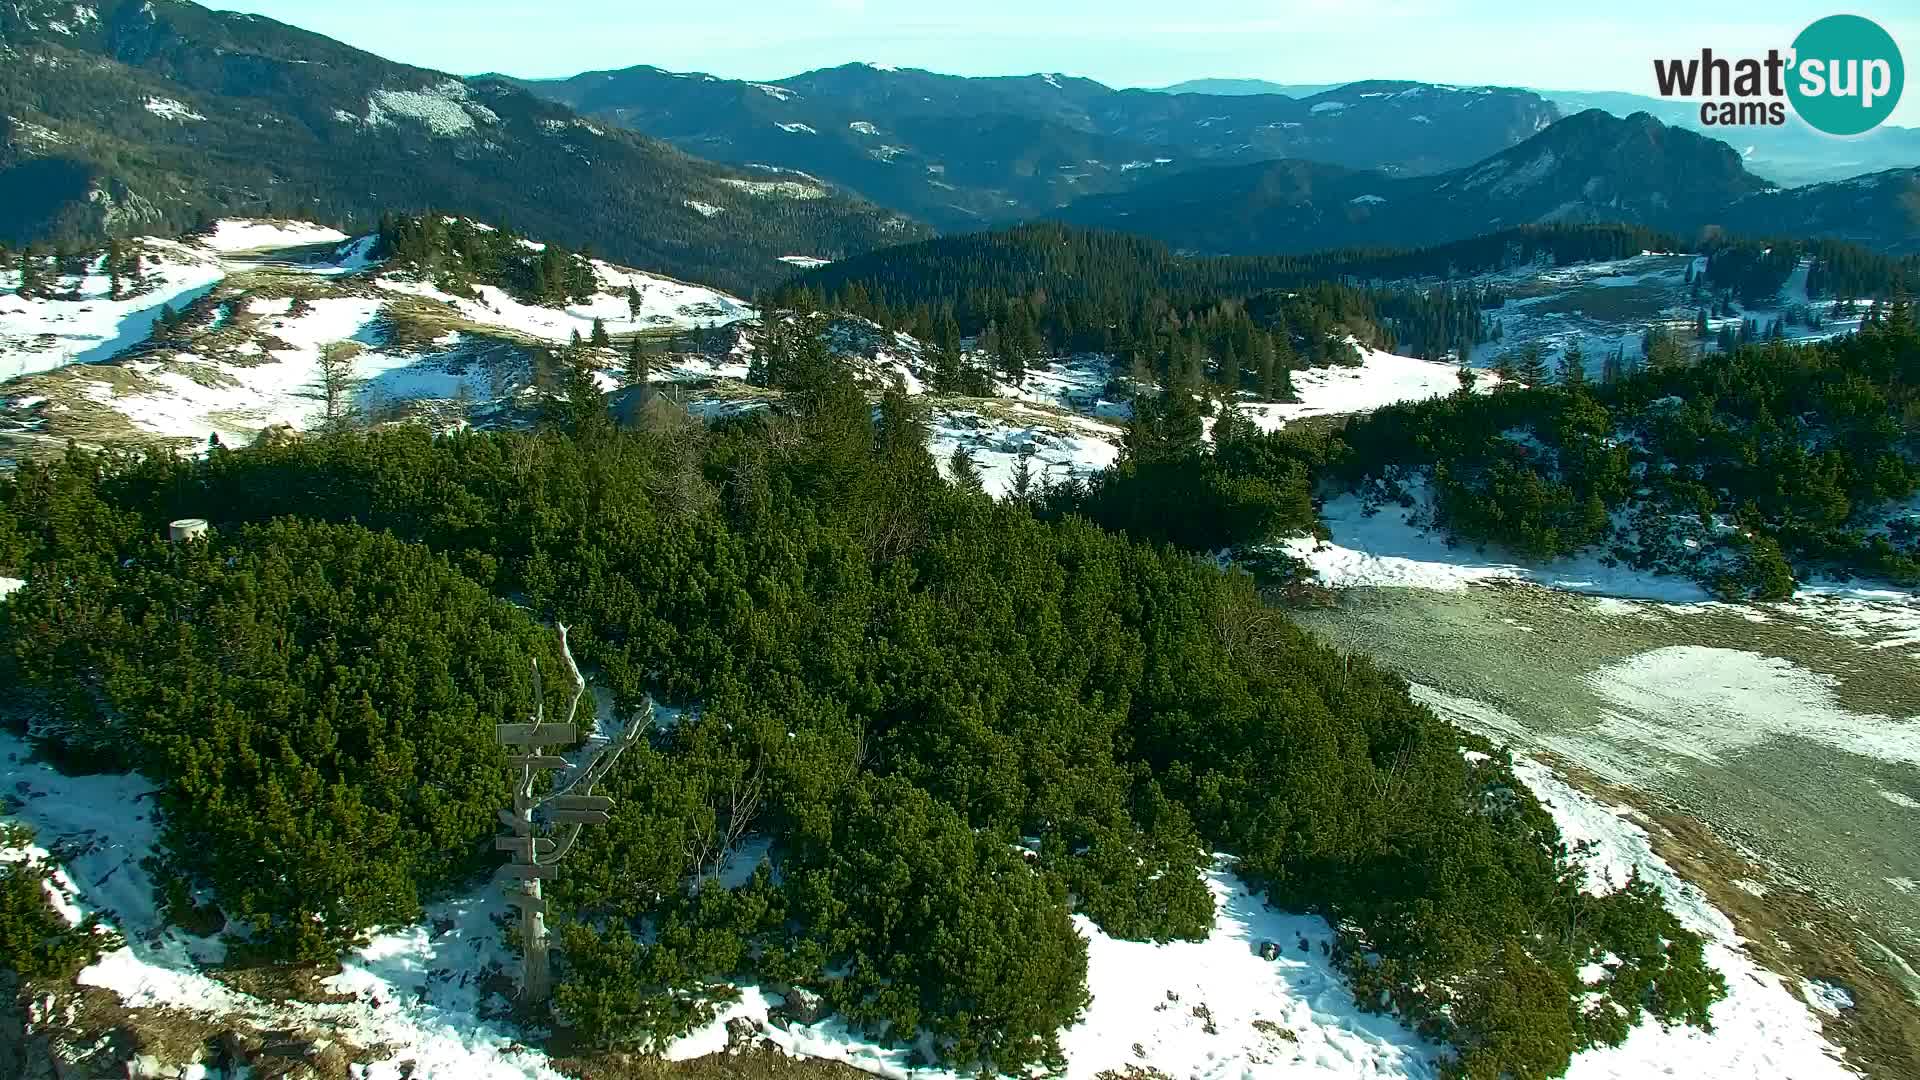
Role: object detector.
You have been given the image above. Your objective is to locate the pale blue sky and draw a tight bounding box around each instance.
[215,1,1919,125]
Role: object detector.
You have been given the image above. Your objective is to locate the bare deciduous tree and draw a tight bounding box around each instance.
[316,341,364,435]
[685,744,767,891]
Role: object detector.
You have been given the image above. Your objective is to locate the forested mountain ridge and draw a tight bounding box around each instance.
[1053,109,1919,257]
[0,0,924,292]
[512,62,1560,230]
[1717,169,1920,257]
[1539,88,1920,187]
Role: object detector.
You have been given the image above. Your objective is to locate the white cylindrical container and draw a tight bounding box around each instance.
[168,518,210,542]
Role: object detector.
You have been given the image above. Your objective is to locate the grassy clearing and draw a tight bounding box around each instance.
[1521,282,1683,321]
[554,1045,867,1080]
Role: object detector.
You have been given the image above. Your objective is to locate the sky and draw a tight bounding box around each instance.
[211,0,1920,126]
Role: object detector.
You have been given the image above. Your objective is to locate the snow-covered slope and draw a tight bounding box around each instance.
[1242,347,1465,431]
[1448,254,1864,380]
[0,218,758,457]
[0,239,226,381]
[4,219,1532,508]
[376,259,751,342]
[197,220,353,253]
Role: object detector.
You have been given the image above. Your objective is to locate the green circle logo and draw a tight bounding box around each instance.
[1787,15,1904,136]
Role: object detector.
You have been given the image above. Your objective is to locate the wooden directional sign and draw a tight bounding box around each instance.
[497,862,560,881]
[548,809,613,826]
[497,809,524,830]
[507,754,570,771]
[505,894,547,915]
[495,836,557,856]
[549,794,614,813]
[496,723,579,746]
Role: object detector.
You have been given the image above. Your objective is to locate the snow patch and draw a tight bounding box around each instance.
[377,260,751,346]
[1874,786,1920,810]
[1800,980,1854,1017]
[848,121,879,135]
[775,122,818,135]
[365,81,498,137]
[719,178,827,199]
[1281,482,1714,602]
[198,219,350,253]
[1587,647,1920,768]
[1240,348,1460,433]
[684,200,725,218]
[928,406,1120,499]
[142,96,204,122]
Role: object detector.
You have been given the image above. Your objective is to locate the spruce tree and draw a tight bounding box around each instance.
[626,334,651,391]
[627,284,643,323]
[591,318,611,348]
[1515,343,1548,387]
[947,446,985,495]
[1008,444,1037,502]
[1491,351,1520,388]
[1251,335,1276,400]
[1456,358,1478,395]
[1556,343,1586,387]
[18,247,41,299]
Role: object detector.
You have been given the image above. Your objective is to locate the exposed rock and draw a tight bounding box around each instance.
[251,423,302,449]
[769,985,829,1027]
[724,1015,770,1053]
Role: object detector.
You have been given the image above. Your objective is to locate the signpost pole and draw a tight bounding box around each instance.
[494,624,648,1006]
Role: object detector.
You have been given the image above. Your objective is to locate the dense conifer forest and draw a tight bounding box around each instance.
[770,223,1920,393]
[0,343,1723,1078]
[1331,306,1920,598]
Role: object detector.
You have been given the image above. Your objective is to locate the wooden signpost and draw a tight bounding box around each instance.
[495,623,650,1004]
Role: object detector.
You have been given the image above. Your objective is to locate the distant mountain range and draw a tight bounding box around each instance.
[0,0,922,291]
[2,1,1915,285]
[1157,80,1920,188]
[1051,110,1919,255]
[1537,90,1920,187]
[510,64,1560,230]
